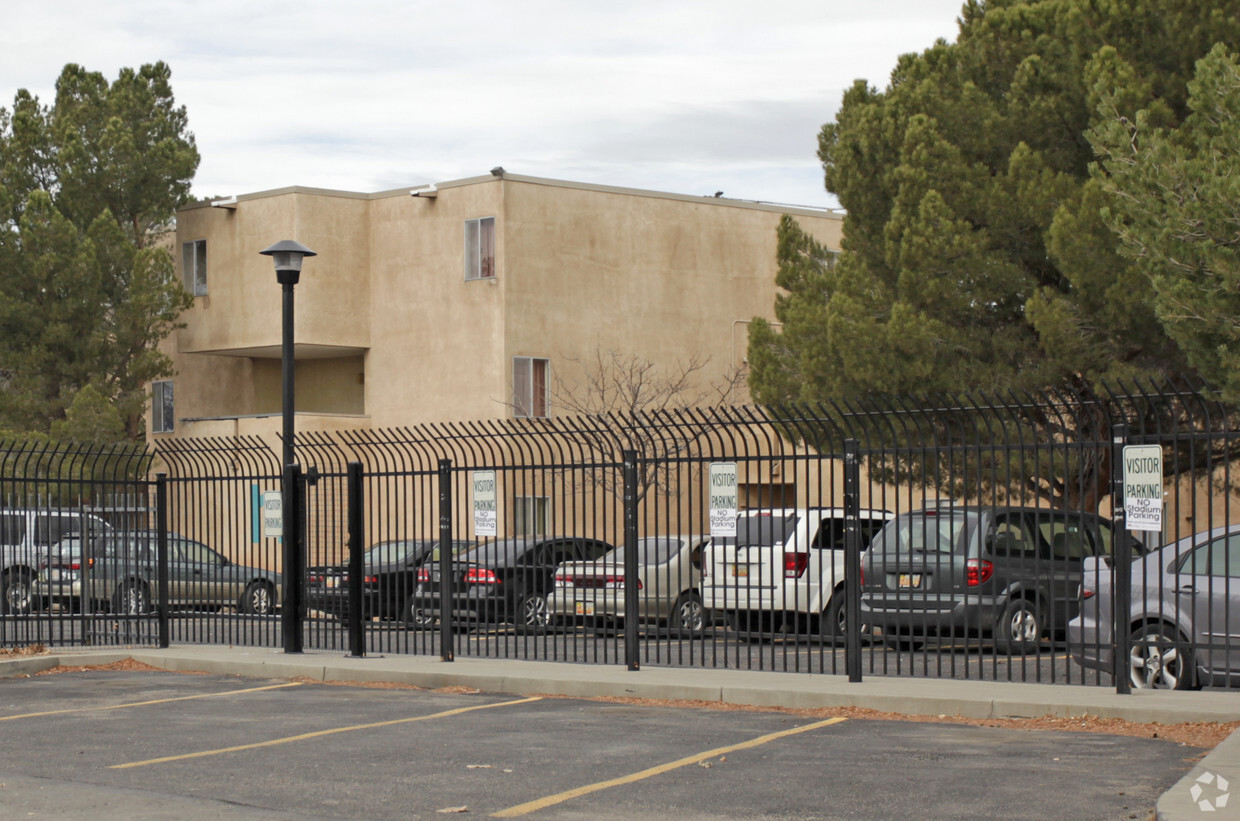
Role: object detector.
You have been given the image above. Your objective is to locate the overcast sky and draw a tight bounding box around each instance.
[2,1,965,209]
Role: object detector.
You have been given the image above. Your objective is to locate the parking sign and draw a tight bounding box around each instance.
[1122,445,1163,533]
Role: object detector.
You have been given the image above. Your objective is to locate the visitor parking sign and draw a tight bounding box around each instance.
[1122,445,1163,533]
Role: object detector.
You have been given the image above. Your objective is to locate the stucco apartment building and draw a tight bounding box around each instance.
[156,171,843,442]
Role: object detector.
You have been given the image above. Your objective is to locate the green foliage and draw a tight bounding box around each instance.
[0,62,198,440]
[751,0,1240,504]
[1090,44,1240,401]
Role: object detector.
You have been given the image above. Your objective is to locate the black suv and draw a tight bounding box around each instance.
[860,505,1144,653]
[416,536,616,632]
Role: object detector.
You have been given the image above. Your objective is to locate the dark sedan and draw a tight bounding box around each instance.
[415,536,616,632]
[306,539,475,626]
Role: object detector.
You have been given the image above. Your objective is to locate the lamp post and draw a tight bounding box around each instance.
[260,239,315,653]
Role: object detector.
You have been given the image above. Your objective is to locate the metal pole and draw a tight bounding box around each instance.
[281,277,296,471]
[843,439,862,683]
[623,450,640,672]
[282,462,304,653]
[1112,425,1131,694]
[438,459,455,662]
[155,474,170,649]
[346,462,365,658]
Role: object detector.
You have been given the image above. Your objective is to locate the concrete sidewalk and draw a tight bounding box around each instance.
[3,645,1236,820]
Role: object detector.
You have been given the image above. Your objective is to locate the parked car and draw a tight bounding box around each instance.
[2,508,111,614]
[861,505,1144,654]
[306,539,475,625]
[414,536,616,632]
[1068,525,1240,690]
[549,535,709,632]
[701,508,892,639]
[36,531,282,615]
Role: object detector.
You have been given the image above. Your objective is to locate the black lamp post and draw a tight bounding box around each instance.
[260,239,315,653]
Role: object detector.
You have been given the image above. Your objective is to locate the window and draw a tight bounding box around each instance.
[514,496,548,537]
[513,357,548,418]
[464,217,495,280]
[151,381,174,433]
[182,239,207,296]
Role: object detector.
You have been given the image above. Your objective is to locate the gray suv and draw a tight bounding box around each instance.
[860,505,1143,654]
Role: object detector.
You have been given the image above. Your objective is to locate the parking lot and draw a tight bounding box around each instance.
[0,667,1205,820]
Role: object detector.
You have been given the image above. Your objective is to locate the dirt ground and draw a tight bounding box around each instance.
[5,646,1235,749]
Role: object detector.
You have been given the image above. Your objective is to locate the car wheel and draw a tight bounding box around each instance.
[403,597,437,629]
[671,592,704,633]
[515,592,550,634]
[882,633,925,651]
[1129,624,1198,690]
[113,582,150,615]
[1,571,34,615]
[240,581,275,615]
[994,598,1044,655]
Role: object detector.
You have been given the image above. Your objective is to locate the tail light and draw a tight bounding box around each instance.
[1081,588,1094,600]
[417,567,430,582]
[966,558,994,586]
[464,567,500,585]
[307,574,323,584]
[859,565,865,586]
[784,551,808,579]
[603,575,642,589]
[363,575,378,584]
[554,571,569,588]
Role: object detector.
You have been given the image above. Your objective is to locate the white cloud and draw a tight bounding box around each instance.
[1,0,965,206]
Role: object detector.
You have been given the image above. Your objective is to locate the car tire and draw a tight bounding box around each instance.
[728,610,768,644]
[113,581,150,615]
[1,571,34,615]
[881,633,925,651]
[1129,624,1198,690]
[403,597,437,630]
[670,592,704,634]
[994,598,1044,655]
[240,581,275,615]
[515,592,550,635]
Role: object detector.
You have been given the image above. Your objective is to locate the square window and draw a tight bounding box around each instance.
[514,496,548,537]
[464,217,495,280]
[151,380,174,433]
[513,357,548,418]
[182,239,207,296]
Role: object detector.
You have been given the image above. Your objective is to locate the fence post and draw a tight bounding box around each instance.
[155,474,170,649]
[843,439,863,683]
[1111,424,1131,695]
[438,459,455,663]
[346,462,365,658]
[623,450,640,672]
[282,462,304,654]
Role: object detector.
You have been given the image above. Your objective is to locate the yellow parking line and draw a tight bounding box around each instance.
[111,696,543,769]
[491,716,848,818]
[0,682,304,721]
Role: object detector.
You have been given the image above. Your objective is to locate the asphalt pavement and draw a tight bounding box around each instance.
[2,645,1237,820]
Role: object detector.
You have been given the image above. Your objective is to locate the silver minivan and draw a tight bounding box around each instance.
[1,508,111,614]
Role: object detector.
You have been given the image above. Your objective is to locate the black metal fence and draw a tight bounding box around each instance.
[2,381,1237,692]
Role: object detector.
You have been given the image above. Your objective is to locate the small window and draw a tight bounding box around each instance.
[513,357,549,418]
[151,381,174,433]
[514,496,548,537]
[182,239,207,296]
[464,217,495,281]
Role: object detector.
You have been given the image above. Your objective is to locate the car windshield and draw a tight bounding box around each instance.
[871,511,972,554]
[716,514,799,548]
[460,540,528,566]
[364,541,432,564]
[606,537,682,565]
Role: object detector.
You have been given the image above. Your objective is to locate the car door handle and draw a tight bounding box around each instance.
[1174,585,1197,596]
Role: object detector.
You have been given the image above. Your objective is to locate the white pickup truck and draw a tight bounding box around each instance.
[701,507,891,639]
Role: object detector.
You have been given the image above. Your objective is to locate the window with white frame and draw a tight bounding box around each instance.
[182,239,207,296]
[513,357,548,418]
[514,496,548,537]
[464,217,495,280]
[151,381,174,433]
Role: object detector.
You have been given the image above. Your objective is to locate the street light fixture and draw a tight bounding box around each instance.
[259,239,315,653]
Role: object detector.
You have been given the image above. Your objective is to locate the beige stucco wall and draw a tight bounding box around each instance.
[157,176,842,443]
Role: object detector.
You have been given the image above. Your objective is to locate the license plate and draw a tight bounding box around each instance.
[731,565,749,578]
[897,574,922,588]
[575,601,595,616]
[326,577,339,589]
